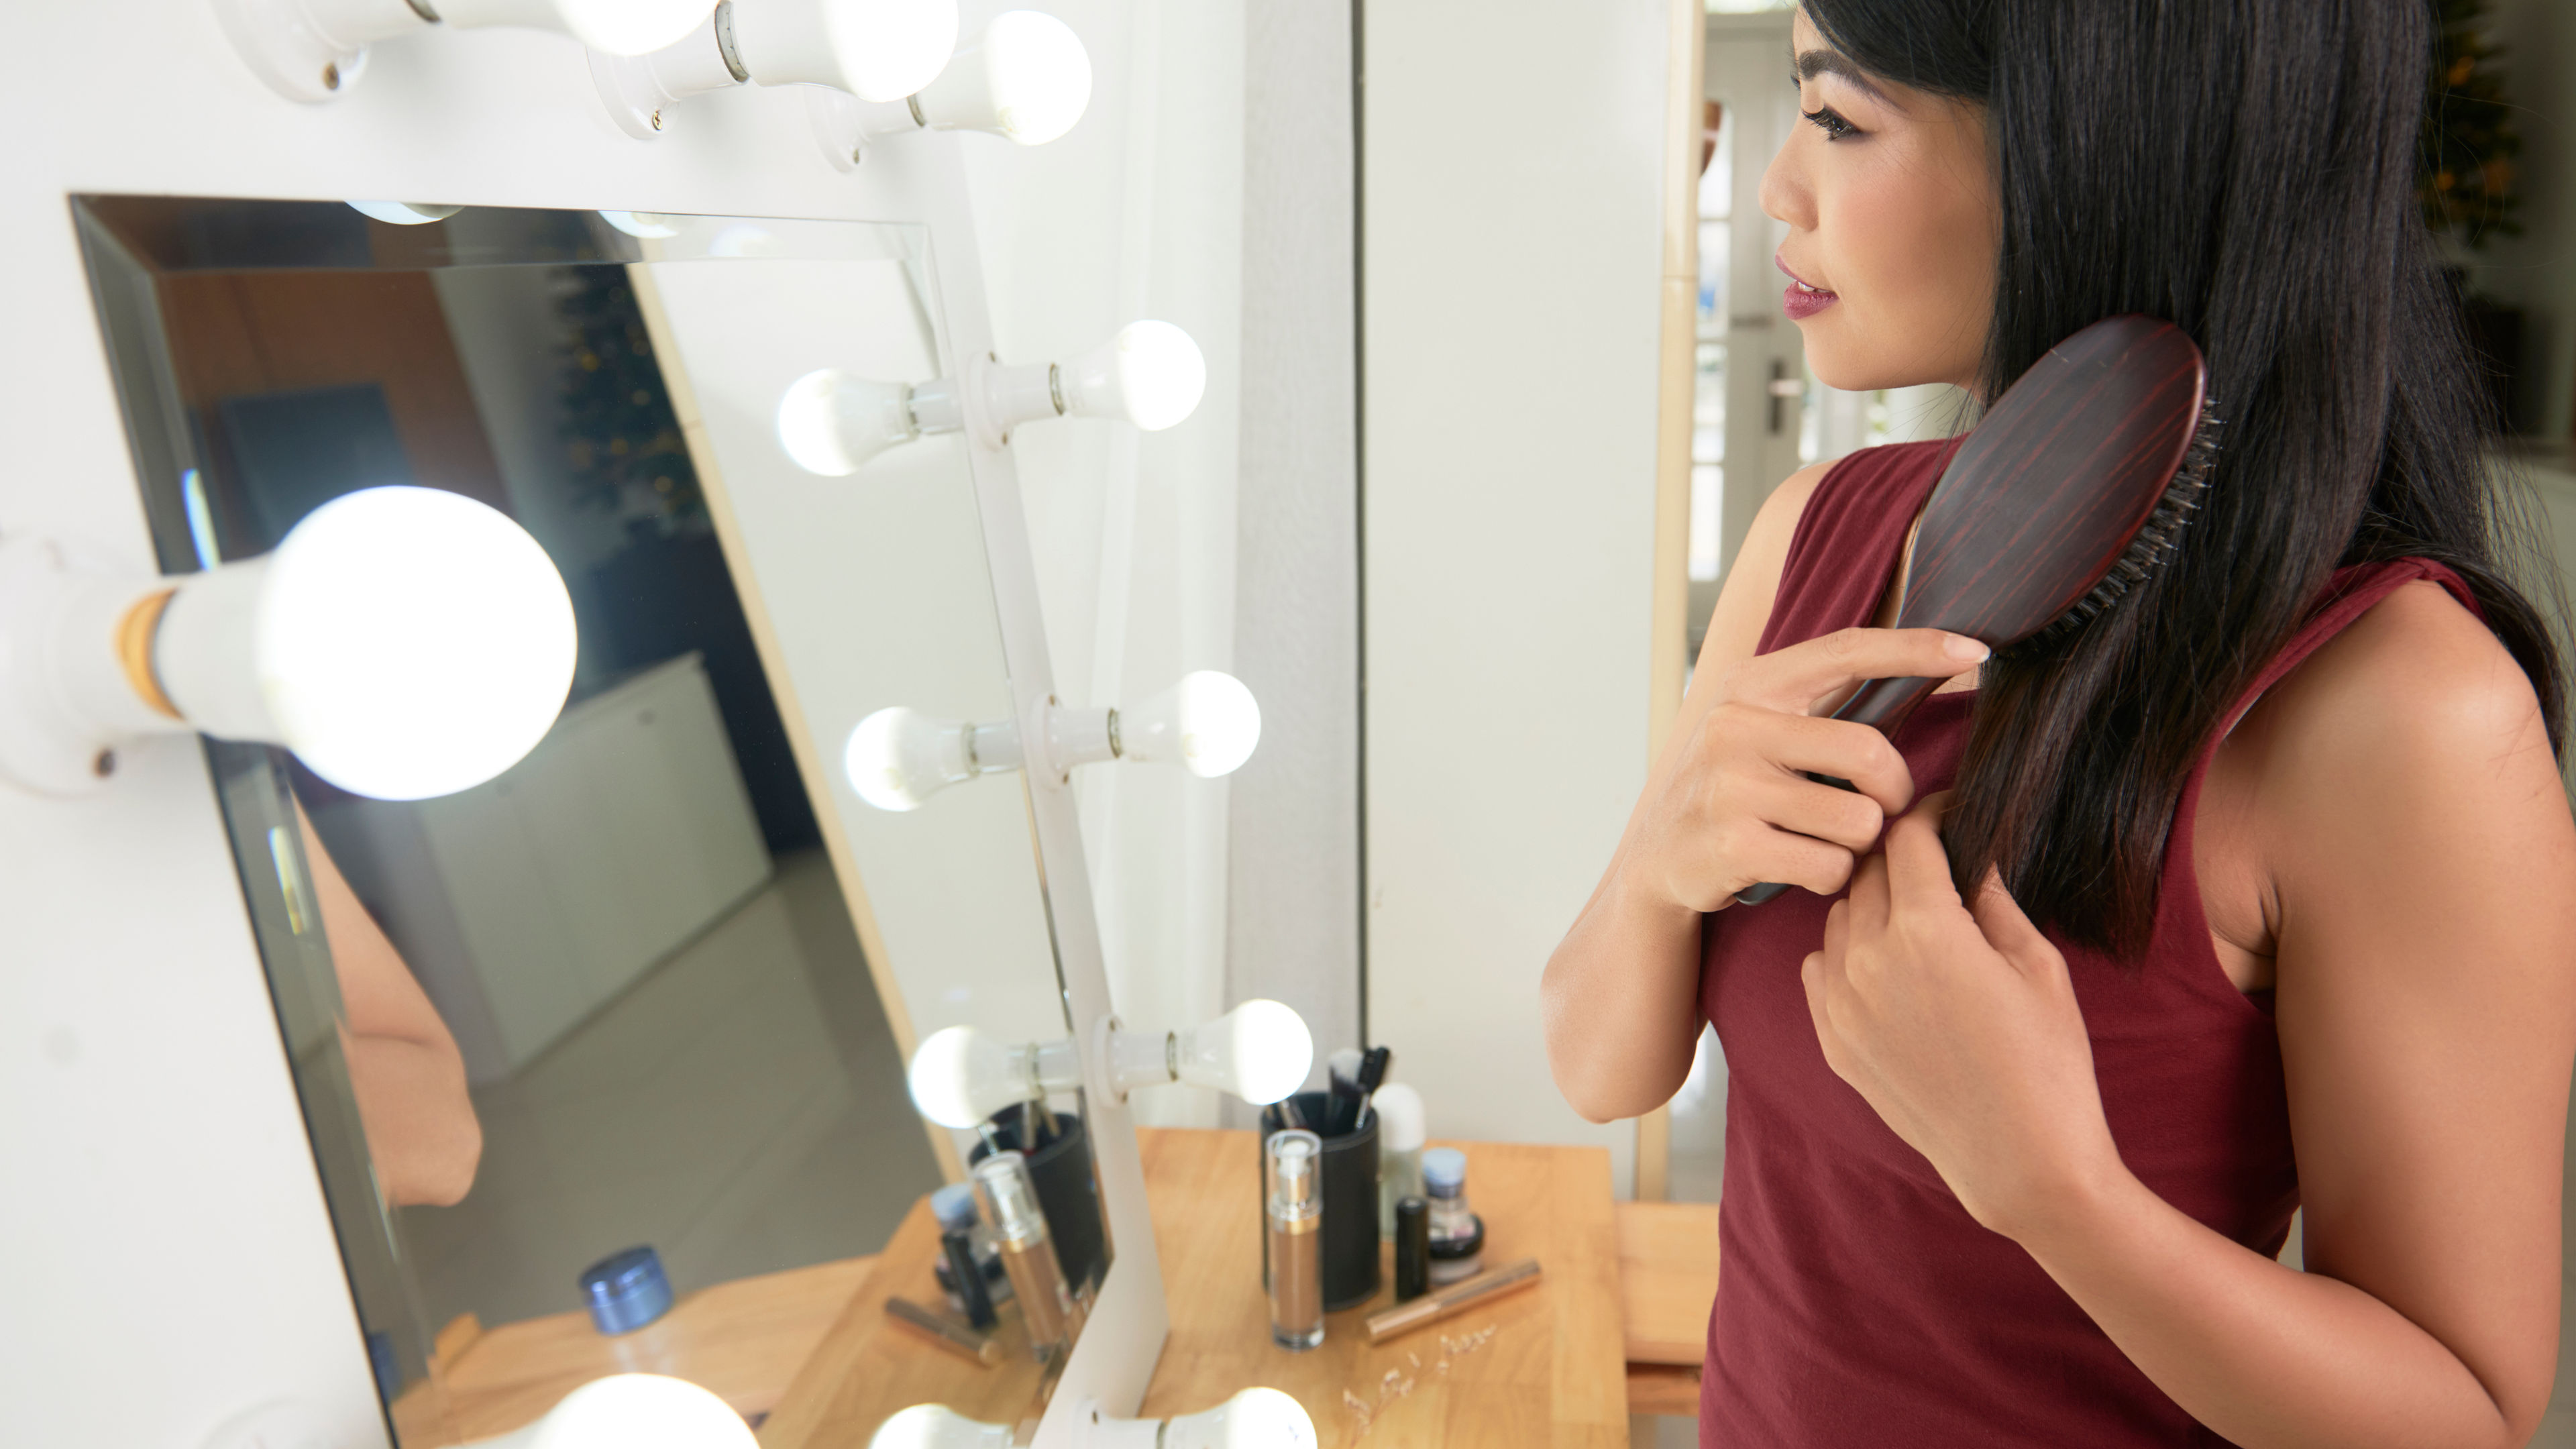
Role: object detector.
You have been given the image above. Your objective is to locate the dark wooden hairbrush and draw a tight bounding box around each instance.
[1735,315,2219,906]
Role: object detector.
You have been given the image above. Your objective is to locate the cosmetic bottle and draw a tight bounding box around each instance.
[931,1183,997,1329]
[1374,1082,1426,1238]
[1266,1128,1326,1350]
[1421,1147,1485,1285]
[972,1150,1083,1359]
[930,1183,1014,1311]
[1393,1195,1431,1302]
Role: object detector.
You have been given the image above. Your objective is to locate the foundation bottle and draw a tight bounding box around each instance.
[1267,1128,1326,1350]
[972,1150,1083,1360]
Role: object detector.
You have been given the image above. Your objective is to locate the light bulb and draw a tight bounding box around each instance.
[0,487,576,800]
[1105,1001,1313,1106]
[842,707,1020,811]
[591,0,957,142]
[776,370,922,477]
[216,0,713,104]
[943,321,1208,449]
[869,1405,1015,1449]
[461,1374,755,1448]
[347,201,462,226]
[600,210,685,239]
[1074,1390,1319,1449]
[1119,671,1260,778]
[1061,321,1208,431]
[913,10,1091,144]
[803,8,1089,166]
[905,1026,1080,1129]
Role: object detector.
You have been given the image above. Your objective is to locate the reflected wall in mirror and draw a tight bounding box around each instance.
[73,197,1105,1446]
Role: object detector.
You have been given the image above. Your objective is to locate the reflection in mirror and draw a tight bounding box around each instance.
[72,197,1101,1446]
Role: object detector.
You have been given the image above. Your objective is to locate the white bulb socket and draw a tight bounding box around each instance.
[459,1373,757,1448]
[592,0,957,142]
[1103,1000,1313,1107]
[0,487,576,801]
[1075,1390,1319,1449]
[957,321,1206,450]
[841,673,1254,812]
[217,0,713,103]
[905,1026,1082,1130]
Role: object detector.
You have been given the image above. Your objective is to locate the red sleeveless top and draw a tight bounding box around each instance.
[1697,439,2479,1446]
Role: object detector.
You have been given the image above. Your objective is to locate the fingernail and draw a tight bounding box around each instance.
[1945,635,1990,662]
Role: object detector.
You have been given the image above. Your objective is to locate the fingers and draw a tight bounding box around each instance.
[1734,709,1917,818]
[1967,866,2061,977]
[1734,627,1988,716]
[1844,850,1891,939]
[1734,765,1889,855]
[1882,796,1964,912]
[1726,818,1863,898]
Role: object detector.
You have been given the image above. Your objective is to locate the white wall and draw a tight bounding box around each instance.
[0,9,1005,1441]
[1362,0,1673,1191]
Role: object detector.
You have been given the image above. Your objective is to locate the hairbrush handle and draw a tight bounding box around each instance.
[1731,674,1949,906]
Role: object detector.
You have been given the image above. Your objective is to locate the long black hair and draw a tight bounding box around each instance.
[1800,0,2567,955]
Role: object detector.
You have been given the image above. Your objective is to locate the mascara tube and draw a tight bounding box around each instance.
[1267,1128,1326,1350]
[972,1151,1083,1360]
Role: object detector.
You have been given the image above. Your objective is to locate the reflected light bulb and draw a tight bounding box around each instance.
[1120,670,1260,778]
[600,210,684,239]
[347,201,461,226]
[912,9,1091,144]
[869,1404,1014,1449]
[1061,321,1208,432]
[466,1373,755,1448]
[236,487,576,800]
[1076,1389,1319,1449]
[777,370,922,478]
[843,706,1022,810]
[440,0,715,56]
[905,1026,1081,1129]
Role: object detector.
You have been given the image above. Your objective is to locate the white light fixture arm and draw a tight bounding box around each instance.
[0,539,208,794]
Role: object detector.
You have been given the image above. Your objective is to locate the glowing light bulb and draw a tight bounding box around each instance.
[868,1404,1015,1449]
[842,707,1020,811]
[463,1374,755,1448]
[1061,321,1208,431]
[1074,1390,1320,1449]
[904,1026,1079,1129]
[731,0,959,101]
[0,486,576,800]
[440,0,714,56]
[1119,671,1260,778]
[346,201,462,226]
[1105,1001,1313,1106]
[914,10,1091,144]
[776,370,922,477]
[219,0,712,103]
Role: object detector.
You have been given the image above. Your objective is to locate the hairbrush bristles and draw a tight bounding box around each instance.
[2032,398,2223,646]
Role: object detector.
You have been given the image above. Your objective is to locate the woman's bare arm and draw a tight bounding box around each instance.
[1542,460,1990,1123]
[297,807,484,1208]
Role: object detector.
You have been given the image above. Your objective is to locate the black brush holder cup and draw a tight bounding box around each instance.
[969,1110,1107,1296]
[1258,1091,1381,1311]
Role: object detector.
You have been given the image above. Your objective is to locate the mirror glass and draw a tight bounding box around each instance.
[74,197,1104,1446]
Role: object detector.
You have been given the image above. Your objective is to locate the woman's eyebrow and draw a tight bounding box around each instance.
[1794,47,1894,105]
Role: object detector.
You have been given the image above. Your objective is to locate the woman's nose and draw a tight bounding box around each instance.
[1759,138,1811,231]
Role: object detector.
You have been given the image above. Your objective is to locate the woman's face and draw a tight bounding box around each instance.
[1761,8,2000,393]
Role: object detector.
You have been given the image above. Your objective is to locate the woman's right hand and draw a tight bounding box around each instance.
[1636,626,1989,909]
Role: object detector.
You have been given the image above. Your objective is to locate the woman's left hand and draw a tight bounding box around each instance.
[1801,792,2125,1239]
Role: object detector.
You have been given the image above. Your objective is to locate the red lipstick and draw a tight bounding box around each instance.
[1778,255,1838,320]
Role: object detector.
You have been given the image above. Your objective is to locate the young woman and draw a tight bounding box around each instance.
[1542,3,2576,1446]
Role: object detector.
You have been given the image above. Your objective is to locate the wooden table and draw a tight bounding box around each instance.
[1615,1201,1719,1417]
[1135,1128,1628,1449]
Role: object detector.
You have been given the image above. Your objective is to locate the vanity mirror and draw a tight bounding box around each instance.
[70,195,1144,1447]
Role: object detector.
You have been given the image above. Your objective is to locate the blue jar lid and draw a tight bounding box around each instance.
[1421,1147,1467,1195]
[579,1245,674,1336]
[932,1182,979,1231]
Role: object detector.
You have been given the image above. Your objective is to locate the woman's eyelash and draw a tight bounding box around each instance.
[1801,105,1860,141]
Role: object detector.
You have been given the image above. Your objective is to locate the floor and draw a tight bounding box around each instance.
[393,850,942,1335]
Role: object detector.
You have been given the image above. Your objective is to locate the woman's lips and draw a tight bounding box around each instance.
[1778,256,1838,320]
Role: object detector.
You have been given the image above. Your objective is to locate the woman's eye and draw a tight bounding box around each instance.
[1801,105,1860,142]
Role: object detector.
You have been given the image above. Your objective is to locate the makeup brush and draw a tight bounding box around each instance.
[1735,315,2221,906]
